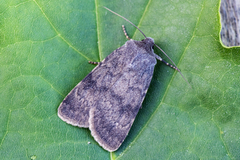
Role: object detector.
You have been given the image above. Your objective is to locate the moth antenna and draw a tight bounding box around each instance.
[103,6,147,39]
[154,44,179,71]
[104,6,191,88]
[154,44,191,88]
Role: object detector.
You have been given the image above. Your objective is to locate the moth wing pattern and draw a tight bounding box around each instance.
[58,38,157,152]
[88,38,157,151]
[57,69,95,128]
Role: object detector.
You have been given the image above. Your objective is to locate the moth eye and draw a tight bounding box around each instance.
[152,46,154,49]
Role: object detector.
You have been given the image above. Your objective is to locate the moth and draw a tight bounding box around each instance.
[58,7,188,152]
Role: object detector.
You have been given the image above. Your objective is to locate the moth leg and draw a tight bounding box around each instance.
[154,54,180,71]
[161,59,179,71]
[88,61,99,65]
[122,25,131,40]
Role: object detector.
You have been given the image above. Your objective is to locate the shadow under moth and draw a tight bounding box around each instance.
[58,7,188,152]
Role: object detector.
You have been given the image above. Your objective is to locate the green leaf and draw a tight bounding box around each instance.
[0,0,239,159]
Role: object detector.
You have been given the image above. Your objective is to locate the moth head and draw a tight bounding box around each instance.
[141,37,155,52]
[104,6,191,88]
